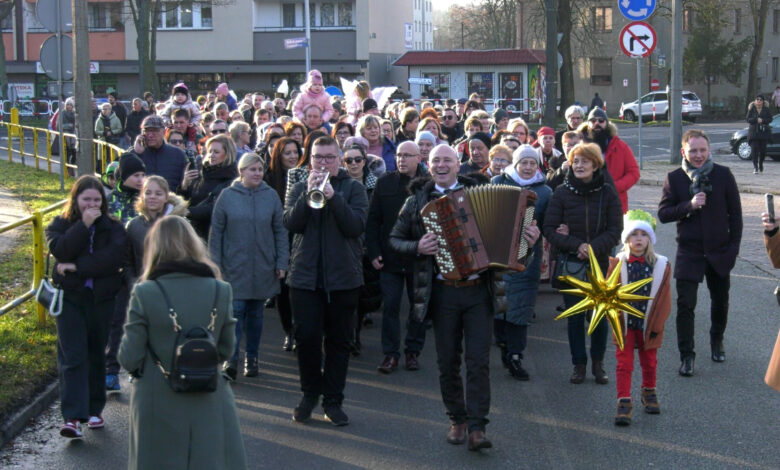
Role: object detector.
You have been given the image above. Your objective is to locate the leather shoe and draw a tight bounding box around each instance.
[679,357,694,377]
[467,430,493,451]
[282,334,294,352]
[592,361,608,384]
[445,423,467,445]
[570,364,586,384]
[377,355,399,374]
[405,353,420,371]
[711,342,726,362]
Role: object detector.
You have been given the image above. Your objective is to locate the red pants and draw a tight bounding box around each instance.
[615,329,657,398]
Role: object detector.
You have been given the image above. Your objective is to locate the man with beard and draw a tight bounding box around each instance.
[555,105,585,152]
[389,144,539,451]
[658,129,742,377]
[578,107,639,213]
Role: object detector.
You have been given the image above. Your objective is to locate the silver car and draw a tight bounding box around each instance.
[620,91,702,122]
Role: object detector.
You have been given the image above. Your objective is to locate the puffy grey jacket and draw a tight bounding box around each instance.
[209,180,289,300]
[283,168,368,292]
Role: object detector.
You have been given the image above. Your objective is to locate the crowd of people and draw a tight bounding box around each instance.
[44,73,770,466]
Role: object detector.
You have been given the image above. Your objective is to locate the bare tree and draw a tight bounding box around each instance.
[0,0,14,99]
[436,1,517,50]
[745,0,778,101]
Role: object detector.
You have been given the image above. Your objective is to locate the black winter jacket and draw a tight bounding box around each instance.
[747,105,773,142]
[126,143,188,193]
[284,168,369,292]
[365,164,429,274]
[46,215,127,301]
[542,168,623,273]
[182,162,238,240]
[388,175,493,322]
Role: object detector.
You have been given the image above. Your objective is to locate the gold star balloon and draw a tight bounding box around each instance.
[554,246,653,350]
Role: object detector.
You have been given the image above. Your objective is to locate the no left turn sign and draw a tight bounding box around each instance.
[619,21,656,58]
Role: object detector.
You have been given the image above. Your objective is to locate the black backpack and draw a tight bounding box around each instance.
[148,280,221,393]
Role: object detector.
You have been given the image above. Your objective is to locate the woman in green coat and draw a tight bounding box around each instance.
[118,216,246,470]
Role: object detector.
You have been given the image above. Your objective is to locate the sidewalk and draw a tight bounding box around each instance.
[0,188,29,256]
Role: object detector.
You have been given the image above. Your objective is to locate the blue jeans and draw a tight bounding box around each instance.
[503,240,543,326]
[564,293,607,365]
[379,271,427,358]
[231,299,264,363]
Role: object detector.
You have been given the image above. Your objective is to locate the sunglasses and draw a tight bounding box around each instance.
[589,118,606,124]
[344,157,364,164]
[212,128,227,134]
[168,139,185,145]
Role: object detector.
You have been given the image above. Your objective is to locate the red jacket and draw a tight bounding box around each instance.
[580,123,639,213]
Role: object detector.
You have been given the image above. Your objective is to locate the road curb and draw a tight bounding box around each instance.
[0,380,58,449]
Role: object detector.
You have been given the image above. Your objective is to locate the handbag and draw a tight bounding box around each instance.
[147,280,221,393]
[551,252,589,289]
[35,254,63,317]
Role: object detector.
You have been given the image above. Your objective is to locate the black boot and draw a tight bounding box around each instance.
[508,354,530,381]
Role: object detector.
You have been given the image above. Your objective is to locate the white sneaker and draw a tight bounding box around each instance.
[60,420,83,438]
[87,415,104,429]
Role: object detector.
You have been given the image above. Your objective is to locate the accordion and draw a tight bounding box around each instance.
[421,185,537,281]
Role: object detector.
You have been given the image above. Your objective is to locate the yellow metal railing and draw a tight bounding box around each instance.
[0,200,67,324]
[0,122,125,175]
[0,117,126,324]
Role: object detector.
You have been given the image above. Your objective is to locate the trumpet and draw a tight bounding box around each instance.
[307,169,330,209]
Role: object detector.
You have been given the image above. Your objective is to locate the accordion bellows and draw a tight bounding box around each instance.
[421,185,537,281]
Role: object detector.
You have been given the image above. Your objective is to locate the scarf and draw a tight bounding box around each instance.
[504,165,546,187]
[148,259,217,280]
[681,157,714,195]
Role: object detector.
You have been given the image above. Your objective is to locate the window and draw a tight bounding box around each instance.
[283,3,296,27]
[320,3,334,26]
[0,8,13,32]
[159,73,223,96]
[156,1,212,29]
[590,58,612,85]
[422,73,451,95]
[467,72,494,100]
[773,57,779,82]
[88,3,123,30]
[683,9,694,33]
[733,9,741,34]
[338,3,352,26]
[774,9,779,33]
[593,7,612,33]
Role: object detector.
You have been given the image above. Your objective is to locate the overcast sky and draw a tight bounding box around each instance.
[431,0,472,10]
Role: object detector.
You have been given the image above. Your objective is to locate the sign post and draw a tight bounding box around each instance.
[619,19,656,170]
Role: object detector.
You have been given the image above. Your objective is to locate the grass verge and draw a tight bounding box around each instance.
[0,159,72,422]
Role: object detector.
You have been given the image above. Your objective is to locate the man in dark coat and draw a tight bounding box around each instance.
[658,129,742,377]
[389,144,539,451]
[366,141,430,374]
[127,115,188,192]
[284,136,368,427]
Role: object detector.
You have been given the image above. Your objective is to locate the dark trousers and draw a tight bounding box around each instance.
[290,287,358,407]
[430,281,492,432]
[276,279,292,335]
[57,289,113,421]
[380,271,427,358]
[105,284,129,375]
[564,293,608,365]
[676,264,730,360]
[750,140,768,172]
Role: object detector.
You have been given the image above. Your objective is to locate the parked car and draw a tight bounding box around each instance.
[619,91,702,122]
[730,114,780,161]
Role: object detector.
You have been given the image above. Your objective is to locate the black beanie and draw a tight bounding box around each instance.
[117,154,146,182]
[469,132,492,150]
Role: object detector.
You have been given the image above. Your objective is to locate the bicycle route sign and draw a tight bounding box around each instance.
[617,0,656,21]
[619,21,657,58]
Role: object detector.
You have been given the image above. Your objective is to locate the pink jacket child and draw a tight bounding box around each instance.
[158,83,203,127]
[292,70,334,122]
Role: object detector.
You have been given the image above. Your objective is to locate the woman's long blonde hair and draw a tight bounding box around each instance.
[141,215,220,281]
[134,175,169,221]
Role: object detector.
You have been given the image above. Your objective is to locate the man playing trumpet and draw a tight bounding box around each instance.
[284,136,369,426]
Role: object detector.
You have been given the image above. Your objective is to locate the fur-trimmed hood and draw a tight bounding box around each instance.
[577,121,619,140]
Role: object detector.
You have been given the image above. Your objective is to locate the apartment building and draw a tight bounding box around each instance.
[3,0,428,99]
[517,1,780,111]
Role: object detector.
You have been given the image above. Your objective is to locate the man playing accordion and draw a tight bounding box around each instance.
[389,144,540,451]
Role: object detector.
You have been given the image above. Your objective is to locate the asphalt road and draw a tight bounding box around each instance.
[616,121,744,164]
[1,183,778,469]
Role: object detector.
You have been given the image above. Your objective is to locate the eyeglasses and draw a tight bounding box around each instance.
[168,139,185,145]
[344,157,364,164]
[212,128,227,134]
[336,130,352,136]
[396,153,420,159]
[492,158,510,165]
[589,118,606,124]
[312,154,338,162]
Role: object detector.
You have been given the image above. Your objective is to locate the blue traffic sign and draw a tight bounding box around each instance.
[618,0,656,21]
